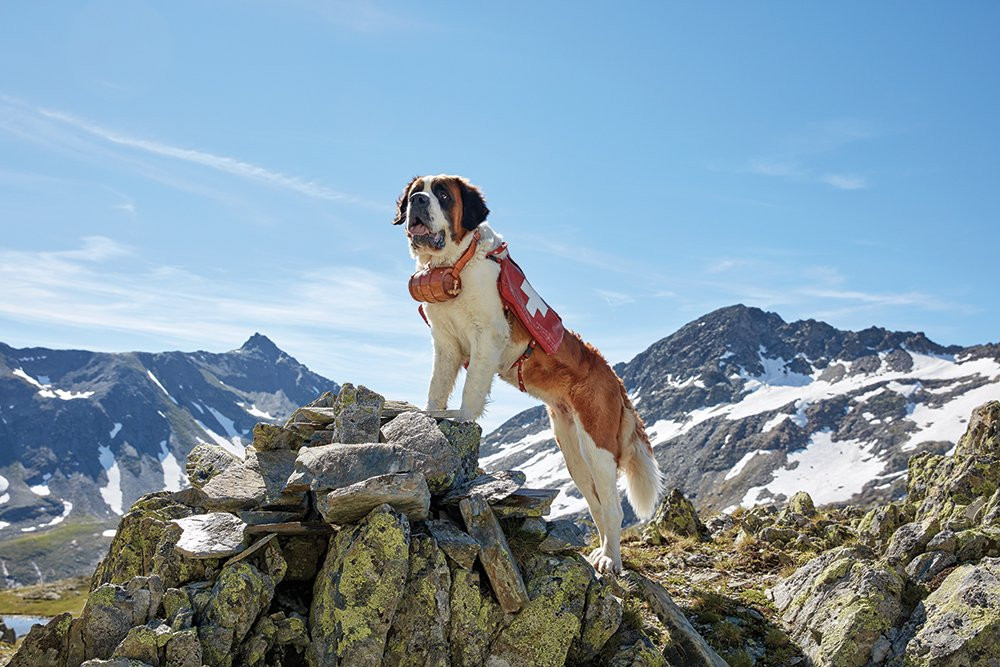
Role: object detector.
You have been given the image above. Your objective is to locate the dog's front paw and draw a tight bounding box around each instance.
[587,548,623,575]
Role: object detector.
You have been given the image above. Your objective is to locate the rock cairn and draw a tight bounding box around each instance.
[771,400,1000,666]
[9,383,655,667]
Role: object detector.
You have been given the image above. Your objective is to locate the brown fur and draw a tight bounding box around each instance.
[500,316,652,464]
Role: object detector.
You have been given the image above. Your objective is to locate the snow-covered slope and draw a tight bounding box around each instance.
[482,305,1000,517]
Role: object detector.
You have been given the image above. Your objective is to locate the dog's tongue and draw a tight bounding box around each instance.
[409,223,431,236]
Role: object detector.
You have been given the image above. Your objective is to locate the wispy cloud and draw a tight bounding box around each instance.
[595,289,635,307]
[819,173,867,190]
[0,95,382,209]
[742,118,875,190]
[36,108,367,205]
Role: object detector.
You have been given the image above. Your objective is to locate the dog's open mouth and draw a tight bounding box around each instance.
[408,223,446,250]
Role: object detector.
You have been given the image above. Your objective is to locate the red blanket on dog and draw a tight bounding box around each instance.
[488,244,564,355]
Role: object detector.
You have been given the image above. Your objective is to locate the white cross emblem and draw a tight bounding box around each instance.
[520,278,549,318]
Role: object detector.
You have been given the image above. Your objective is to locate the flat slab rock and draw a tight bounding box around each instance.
[441,470,527,505]
[426,518,480,569]
[315,472,431,524]
[459,495,530,613]
[171,512,248,559]
[284,442,416,493]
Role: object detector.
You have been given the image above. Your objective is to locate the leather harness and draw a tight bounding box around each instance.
[410,231,537,392]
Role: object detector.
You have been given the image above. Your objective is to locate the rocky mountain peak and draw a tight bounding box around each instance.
[238,333,283,359]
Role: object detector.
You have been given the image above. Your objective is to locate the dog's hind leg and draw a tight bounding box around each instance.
[573,413,624,574]
[547,405,605,542]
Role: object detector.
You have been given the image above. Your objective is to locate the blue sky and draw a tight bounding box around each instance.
[1,2,998,430]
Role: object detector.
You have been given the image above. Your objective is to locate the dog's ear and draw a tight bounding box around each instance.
[459,179,490,231]
[392,176,420,225]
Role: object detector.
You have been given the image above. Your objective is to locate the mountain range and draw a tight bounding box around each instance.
[482,305,1000,518]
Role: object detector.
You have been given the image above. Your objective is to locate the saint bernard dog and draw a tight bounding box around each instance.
[394,174,663,574]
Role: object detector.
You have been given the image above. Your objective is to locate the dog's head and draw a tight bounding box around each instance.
[392,175,490,255]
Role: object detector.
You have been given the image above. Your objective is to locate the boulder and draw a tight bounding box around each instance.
[441,469,526,505]
[381,412,476,493]
[647,488,704,541]
[292,382,384,444]
[250,423,304,452]
[8,612,74,667]
[771,545,905,667]
[199,562,277,666]
[315,472,431,524]
[900,556,1000,665]
[787,490,816,516]
[185,444,242,489]
[447,568,503,667]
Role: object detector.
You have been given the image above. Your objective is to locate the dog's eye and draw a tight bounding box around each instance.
[438,190,449,201]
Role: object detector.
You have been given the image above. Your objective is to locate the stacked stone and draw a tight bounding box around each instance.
[9,383,644,667]
[771,400,1000,666]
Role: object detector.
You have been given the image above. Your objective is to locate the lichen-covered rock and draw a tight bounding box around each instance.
[8,612,73,667]
[251,423,304,452]
[199,562,277,666]
[383,534,452,666]
[310,382,384,444]
[447,567,503,667]
[435,418,482,490]
[79,581,159,662]
[899,556,1000,665]
[315,471,431,524]
[489,488,559,519]
[647,488,704,541]
[569,572,623,664]
[787,490,816,516]
[858,503,907,552]
[171,512,248,559]
[164,629,202,667]
[237,612,309,667]
[281,535,328,582]
[883,518,939,567]
[92,493,193,588]
[112,624,167,666]
[488,553,593,667]
[771,546,905,667]
[185,443,242,489]
[309,505,410,666]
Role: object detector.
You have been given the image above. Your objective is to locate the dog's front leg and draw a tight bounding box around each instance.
[457,330,504,422]
[426,334,463,412]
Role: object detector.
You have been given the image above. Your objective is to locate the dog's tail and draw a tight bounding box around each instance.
[618,386,664,520]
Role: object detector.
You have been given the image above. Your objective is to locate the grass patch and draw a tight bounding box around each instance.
[0,576,90,616]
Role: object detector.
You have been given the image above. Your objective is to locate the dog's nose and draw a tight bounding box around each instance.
[409,192,430,211]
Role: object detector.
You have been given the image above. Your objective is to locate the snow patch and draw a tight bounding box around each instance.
[147,371,178,404]
[28,484,50,496]
[40,501,72,527]
[12,368,95,400]
[741,431,887,507]
[725,450,764,481]
[206,406,240,439]
[901,381,1000,451]
[109,423,123,439]
[194,420,245,458]
[98,445,124,515]
[480,429,555,468]
[238,402,275,420]
[158,441,185,492]
[102,529,116,537]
